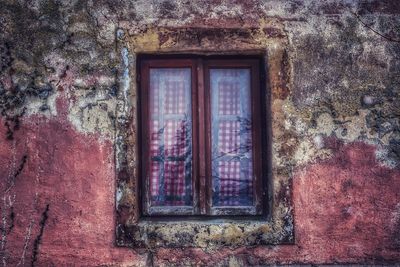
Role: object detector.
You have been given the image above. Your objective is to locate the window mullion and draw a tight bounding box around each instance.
[197,58,208,215]
[191,59,200,214]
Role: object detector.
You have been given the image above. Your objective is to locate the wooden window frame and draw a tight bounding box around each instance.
[139,56,266,217]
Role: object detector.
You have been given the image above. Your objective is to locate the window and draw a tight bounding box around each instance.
[117,28,294,248]
[139,56,265,217]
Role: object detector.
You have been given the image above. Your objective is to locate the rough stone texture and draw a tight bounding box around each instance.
[0,0,399,266]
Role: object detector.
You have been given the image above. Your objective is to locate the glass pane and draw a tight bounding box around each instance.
[149,68,192,206]
[210,69,253,206]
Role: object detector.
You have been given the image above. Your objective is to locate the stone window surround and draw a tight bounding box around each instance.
[114,26,294,248]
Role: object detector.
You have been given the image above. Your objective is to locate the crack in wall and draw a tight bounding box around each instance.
[31,204,49,267]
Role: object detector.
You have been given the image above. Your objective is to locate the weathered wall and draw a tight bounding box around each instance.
[0,0,399,266]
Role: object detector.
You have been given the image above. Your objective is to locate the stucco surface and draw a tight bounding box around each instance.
[0,0,399,266]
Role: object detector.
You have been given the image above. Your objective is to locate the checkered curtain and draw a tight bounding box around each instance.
[210,69,254,206]
[149,68,192,206]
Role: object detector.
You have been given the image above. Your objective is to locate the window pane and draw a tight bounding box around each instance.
[210,69,253,206]
[149,68,192,206]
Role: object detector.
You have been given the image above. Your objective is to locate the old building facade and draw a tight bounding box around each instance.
[0,0,399,266]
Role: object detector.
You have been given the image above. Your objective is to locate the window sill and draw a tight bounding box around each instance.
[116,216,293,248]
